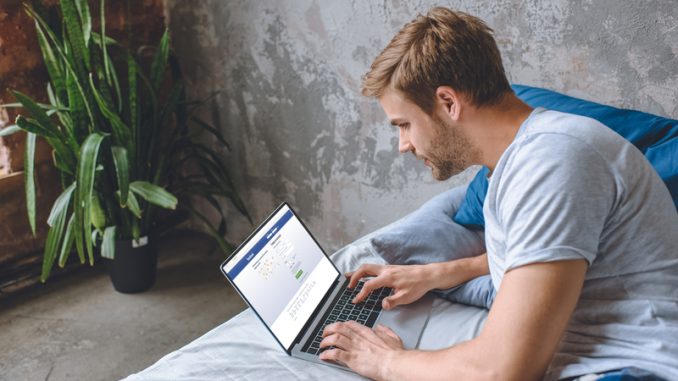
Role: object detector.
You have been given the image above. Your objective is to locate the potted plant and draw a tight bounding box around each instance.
[0,0,248,293]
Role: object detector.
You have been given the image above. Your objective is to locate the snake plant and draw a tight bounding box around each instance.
[0,0,249,281]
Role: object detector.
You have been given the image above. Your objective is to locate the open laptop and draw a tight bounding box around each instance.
[220,202,434,370]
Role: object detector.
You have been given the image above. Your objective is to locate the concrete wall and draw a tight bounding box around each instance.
[165,0,678,252]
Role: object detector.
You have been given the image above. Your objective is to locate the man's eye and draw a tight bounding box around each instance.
[399,123,410,129]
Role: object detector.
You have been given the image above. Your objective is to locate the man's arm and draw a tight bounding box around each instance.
[320,259,588,381]
[348,254,489,309]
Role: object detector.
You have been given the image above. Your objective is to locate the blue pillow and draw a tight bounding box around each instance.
[451,166,489,230]
[453,85,678,229]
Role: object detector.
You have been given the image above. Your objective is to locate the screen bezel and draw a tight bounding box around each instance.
[220,202,342,354]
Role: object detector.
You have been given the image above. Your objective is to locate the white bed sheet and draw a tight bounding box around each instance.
[124,237,488,381]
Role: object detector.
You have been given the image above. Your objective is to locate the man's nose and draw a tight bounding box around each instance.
[398,129,413,153]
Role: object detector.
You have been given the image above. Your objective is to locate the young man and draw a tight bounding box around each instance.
[319,7,678,381]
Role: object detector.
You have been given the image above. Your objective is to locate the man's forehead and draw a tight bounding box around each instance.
[378,89,412,120]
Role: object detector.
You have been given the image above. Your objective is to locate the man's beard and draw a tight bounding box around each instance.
[423,116,478,181]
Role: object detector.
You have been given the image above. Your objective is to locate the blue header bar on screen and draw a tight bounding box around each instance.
[227,210,294,279]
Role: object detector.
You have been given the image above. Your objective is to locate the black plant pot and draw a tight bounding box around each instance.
[104,236,158,294]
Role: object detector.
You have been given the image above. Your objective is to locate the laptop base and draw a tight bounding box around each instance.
[290,293,435,371]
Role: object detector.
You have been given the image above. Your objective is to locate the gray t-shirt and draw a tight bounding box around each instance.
[484,108,678,380]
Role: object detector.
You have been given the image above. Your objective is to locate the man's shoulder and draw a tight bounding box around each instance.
[501,111,615,179]
[506,108,644,177]
[488,109,631,215]
[520,108,625,150]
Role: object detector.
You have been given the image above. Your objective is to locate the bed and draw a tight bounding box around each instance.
[122,186,490,381]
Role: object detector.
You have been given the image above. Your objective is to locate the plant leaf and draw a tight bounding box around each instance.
[159,82,183,128]
[107,44,122,113]
[47,83,74,140]
[127,51,138,149]
[50,139,77,172]
[190,115,231,150]
[89,74,131,148]
[11,90,61,137]
[60,0,90,70]
[72,198,85,267]
[101,226,116,259]
[91,229,100,247]
[34,20,66,102]
[64,68,88,136]
[91,32,119,47]
[189,190,226,220]
[217,218,227,238]
[15,115,58,138]
[25,4,97,129]
[42,192,70,282]
[58,213,77,267]
[0,102,22,108]
[131,219,141,241]
[76,132,105,265]
[150,29,170,92]
[126,190,142,218]
[75,0,91,47]
[147,82,183,182]
[25,132,37,236]
[91,54,117,118]
[16,115,77,170]
[111,146,129,205]
[98,0,121,111]
[90,193,106,230]
[0,125,21,137]
[47,183,75,226]
[116,189,142,219]
[190,208,234,254]
[0,101,61,110]
[130,181,177,210]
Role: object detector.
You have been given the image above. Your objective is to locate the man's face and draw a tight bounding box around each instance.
[378,89,475,180]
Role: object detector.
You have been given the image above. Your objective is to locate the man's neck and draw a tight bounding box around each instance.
[463,93,534,171]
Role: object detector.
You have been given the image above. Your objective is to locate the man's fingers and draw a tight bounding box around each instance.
[353,277,387,303]
[342,320,376,337]
[322,321,345,337]
[347,272,362,289]
[382,290,406,310]
[320,332,352,351]
[343,320,396,347]
[347,263,382,288]
[375,324,400,341]
[374,324,404,348]
[318,347,349,365]
[322,320,359,338]
[324,320,386,349]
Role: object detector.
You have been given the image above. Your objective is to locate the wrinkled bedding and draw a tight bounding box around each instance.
[124,236,488,380]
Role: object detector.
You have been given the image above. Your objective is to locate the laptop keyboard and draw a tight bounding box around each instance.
[301,281,392,355]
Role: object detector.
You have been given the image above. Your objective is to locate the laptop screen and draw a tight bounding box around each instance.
[222,204,340,349]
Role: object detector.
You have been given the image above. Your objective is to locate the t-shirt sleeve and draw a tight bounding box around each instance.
[497,133,617,272]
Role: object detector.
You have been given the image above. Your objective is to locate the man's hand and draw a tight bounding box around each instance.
[347,264,435,310]
[321,259,587,380]
[319,321,404,380]
[347,254,489,310]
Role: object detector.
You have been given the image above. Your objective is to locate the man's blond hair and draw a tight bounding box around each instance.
[361,7,511,113]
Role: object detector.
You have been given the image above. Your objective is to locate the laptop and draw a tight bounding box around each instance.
[220,202,434,370]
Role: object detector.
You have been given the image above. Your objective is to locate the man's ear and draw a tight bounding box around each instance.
[435,86,462,121]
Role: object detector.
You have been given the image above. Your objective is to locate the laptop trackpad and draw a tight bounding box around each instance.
[374,293,435,350]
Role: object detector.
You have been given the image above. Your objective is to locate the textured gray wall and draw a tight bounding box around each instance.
[165,0,677,252]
